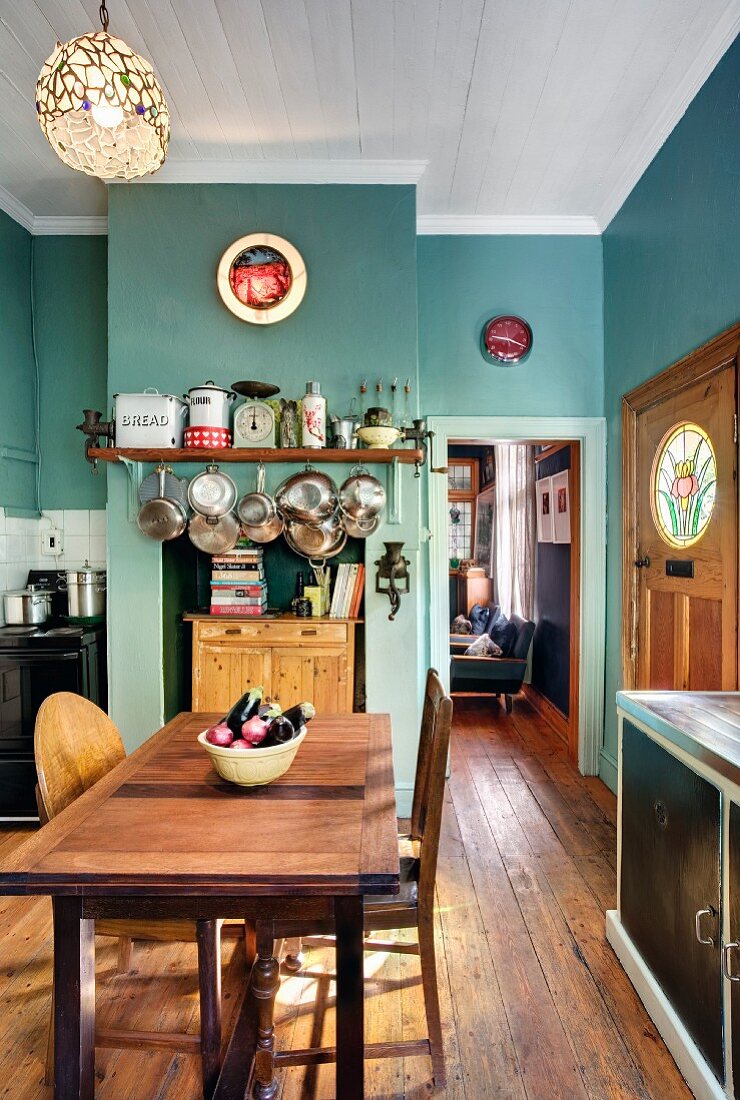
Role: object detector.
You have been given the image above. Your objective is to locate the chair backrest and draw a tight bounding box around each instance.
[509,614,536,660]
[409,669,454,901]
[35,692,125,823]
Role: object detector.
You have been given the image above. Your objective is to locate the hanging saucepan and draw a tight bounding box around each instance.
[341,513,379,539]
[338,465,386,523]
[284,515,347,559]
[139,465,189,510]
[137,466,188,542]
[240,512,284,545]
[188,463,237,518]
[275,464,338,526]
[236,461,277,528]
[188,512,240,555]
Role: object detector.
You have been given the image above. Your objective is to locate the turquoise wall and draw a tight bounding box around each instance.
[418,235,604,417]
[33,236,108,510]
[106,184,425,809]
[0,210,37,512]
[601,36,740,786]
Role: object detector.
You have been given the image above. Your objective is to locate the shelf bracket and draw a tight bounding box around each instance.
[387,457,402,525]
[119,457,144,523]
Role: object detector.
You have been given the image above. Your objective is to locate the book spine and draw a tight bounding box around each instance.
[350,563,365,618]
[210,596,267,606]
[209,605,266,616]
[211,568,264,577]
[330,563,346,618]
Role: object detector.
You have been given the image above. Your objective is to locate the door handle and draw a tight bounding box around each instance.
[723,942,740,981]
[634,556,651,569]
[695,907,716,946]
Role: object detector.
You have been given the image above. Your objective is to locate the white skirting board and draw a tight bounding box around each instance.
[606,910,726,1100]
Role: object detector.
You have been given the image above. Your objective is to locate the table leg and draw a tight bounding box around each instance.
[53,896,95,1100]
[252,920,279,1100]
[334,895,364,1099]
[197,919,222,1100]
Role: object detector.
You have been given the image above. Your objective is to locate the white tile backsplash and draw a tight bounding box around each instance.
[0,507,106,624]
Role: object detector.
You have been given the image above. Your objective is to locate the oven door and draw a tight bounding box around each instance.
[0,651,83,819]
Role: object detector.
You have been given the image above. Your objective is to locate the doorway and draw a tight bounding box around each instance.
[622,324,740,691]
[446,441,581,761]
[428,415,606,777]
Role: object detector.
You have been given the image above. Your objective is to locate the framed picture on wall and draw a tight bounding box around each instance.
[536,476,553,543]
[473,482,496,573]
[552,470,571,544]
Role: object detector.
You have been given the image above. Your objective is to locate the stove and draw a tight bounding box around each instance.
[0,571,107,820]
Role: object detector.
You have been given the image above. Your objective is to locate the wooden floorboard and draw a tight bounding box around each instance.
[0,697,691,1098]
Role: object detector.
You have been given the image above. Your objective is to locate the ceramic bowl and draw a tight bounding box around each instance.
[356,425,402,450]
[197,726,307,787]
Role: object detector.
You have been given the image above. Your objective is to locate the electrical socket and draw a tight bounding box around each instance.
[41,528,63,556]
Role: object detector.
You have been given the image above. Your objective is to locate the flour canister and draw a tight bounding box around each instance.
[184,380,237,429]
[114,389,188,448]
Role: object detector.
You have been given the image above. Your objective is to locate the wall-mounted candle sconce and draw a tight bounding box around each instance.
[375,541,410,621]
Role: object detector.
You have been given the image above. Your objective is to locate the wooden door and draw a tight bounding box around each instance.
[621,720,723,1082]
[271,648,349,713]
[193,643,271,712]
[632,361,737,690]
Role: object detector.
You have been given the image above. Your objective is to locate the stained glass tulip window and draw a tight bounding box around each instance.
[36,27,168,180]
[652,422,716,548]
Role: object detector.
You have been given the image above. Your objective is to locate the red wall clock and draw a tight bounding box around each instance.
[481,315,533,365]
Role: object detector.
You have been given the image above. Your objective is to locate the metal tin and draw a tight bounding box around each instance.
[114,389,188,448]
[183,381,237,429]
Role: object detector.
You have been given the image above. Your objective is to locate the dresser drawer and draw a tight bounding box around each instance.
[196,620,348,646]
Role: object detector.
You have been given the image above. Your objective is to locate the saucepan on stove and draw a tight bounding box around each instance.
[3,585,54,625]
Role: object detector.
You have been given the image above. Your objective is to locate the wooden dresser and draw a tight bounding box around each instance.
[184,613,359,715]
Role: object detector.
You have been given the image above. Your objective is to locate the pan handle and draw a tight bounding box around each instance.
[256,461,266,494]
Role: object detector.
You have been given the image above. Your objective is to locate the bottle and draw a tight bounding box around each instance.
[302,381,326,448]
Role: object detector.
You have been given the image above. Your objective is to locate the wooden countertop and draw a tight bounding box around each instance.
[617,691,740,782]
[183,611,363,623]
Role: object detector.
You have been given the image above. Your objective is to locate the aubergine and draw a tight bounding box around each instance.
[281,702,316,729]
[223,685,264,737]
[258,702,282,721]
[261,715,296,747]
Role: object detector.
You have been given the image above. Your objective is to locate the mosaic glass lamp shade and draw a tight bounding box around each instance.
[35,30,169,180]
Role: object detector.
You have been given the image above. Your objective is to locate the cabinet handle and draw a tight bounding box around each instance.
[224,629,241,635]
[300,629,317,636]
[695,907,716,946]
[723,942,740,982]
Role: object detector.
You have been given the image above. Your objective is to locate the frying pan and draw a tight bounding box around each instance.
[188,464,237,518]
[284,516,347,559]
[236,461,277,528]
[275,465,338,526]
[137,466,187,542]
[188,512,240,554]
[240,512,284,544]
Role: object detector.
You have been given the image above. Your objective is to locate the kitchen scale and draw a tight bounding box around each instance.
[231,380,280,448]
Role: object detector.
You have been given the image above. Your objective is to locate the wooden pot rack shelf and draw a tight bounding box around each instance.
[88,446,423,465]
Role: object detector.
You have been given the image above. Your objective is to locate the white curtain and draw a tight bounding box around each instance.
[493,444,536,619]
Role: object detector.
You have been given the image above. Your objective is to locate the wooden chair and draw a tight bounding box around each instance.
[35,692,252,1099]
[271,668,453,1089]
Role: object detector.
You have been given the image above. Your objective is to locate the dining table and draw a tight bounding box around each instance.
[0,710,400,1099]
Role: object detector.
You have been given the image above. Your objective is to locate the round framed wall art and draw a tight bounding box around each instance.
[217,233,307,324]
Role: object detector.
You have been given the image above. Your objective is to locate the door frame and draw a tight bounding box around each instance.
[621,322,740,691]
[427,415,606,776]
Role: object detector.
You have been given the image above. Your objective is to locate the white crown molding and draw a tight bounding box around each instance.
[597,5,740,229]
[0,184,34,233]
[32,215,108,235]
[107,158,429,186]
[416,214,601,235]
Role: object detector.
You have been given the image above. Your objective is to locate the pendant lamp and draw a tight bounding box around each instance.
[35,2,169,180]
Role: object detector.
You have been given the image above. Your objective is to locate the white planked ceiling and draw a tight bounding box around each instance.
[0,0,738,232]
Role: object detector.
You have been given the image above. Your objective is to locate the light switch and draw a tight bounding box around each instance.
[41,528,63,556]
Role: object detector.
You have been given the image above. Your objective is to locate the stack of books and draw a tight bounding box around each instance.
[210,545,267,616]
[329,562,365,619]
